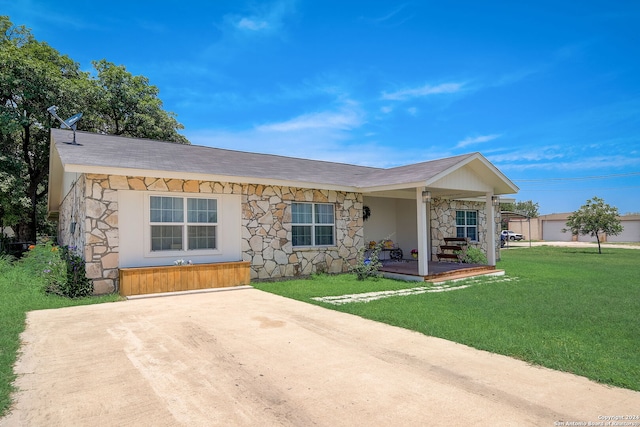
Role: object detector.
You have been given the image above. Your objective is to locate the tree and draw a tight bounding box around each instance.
[500,200,539,218]
[499,199,539,230]
[0,16,189,242]
[88,60,189,144]
[1,16,85,242]
[563,197,623,254]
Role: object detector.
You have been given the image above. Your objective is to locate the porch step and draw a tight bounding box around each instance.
[436,253,461,261]
[425,266,503,284]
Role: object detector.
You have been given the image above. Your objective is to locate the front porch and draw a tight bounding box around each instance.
[379,259,502,283]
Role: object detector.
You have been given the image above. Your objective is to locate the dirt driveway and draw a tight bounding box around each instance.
[2,287,639,426]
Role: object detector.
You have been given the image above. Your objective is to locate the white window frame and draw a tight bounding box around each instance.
[291,202,336,247]
[144,193,221,257]
[455,209,478,242]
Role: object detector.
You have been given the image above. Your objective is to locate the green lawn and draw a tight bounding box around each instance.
[2,246,638,418]
[0,255,121,417]
[254,246,640,391]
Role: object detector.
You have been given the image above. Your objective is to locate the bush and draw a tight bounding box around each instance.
[19,243,92,298]
[19,242,66,291]
[350,242,383,280]
[57,246,93,298]
[457,246,488,264]
[0,255,13,274]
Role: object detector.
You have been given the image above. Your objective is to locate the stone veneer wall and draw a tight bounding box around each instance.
[243,185,363,280]
[58,174,87,268]
[430,198,501,262]
[58,174,364,294]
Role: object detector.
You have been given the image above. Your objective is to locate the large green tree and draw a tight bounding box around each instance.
[88,59,189,143]
[0,16,189,243]
[1,16,86,242]
[563,197,623,254]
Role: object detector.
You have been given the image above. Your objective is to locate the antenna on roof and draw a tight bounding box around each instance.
[47,106,83,145]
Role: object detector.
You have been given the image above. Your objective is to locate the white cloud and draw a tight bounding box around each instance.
[224,0,295,36]
[381,82,464,101]
[236,18,269,31]
[456,134,501,148]
[183,100,447,168]
[256,101,364,132]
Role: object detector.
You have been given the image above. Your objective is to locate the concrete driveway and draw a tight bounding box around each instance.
[2,287,639,426]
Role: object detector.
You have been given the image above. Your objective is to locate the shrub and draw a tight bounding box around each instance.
[0,255,13,275]
[19,243,92,298]
[57,246,93,298]
[19,242,66,292]
[350,241,383,280]
[457,246,488,264]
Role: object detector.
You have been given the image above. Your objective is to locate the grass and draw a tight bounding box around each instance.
[1,245,638,416]
[0,254,121,417]
[254,246,640,391]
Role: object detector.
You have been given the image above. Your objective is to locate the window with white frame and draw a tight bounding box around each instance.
[150,195,218,251]
[456,210,478,241]
[291,202,335,246]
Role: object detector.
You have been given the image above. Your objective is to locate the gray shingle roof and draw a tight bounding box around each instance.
[51,129,478,189]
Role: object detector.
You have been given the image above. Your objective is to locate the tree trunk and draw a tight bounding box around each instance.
[13,222,33,243]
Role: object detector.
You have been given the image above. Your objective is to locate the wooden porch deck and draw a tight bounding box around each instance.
[379,259,500,283]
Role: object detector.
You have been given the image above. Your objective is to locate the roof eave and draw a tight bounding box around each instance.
[359,181,428,193]
[47,134,64,214]
[62,164,360,193]
[424,152,519,195]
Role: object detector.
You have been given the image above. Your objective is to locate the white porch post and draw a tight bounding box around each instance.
[485,193,497,266]
[416,187,430,276]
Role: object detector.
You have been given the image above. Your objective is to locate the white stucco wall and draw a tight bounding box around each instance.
[362,196,420,258]
[118,190,243,268]
[362,196,397,244]
[395,199,418,255]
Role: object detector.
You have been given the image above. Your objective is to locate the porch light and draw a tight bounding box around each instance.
[422,190,431,203]
[492,195,500,206]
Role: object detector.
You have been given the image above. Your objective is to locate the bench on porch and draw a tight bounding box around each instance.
[437,237,469,262]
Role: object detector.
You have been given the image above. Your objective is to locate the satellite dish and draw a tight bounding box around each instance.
[61,112,83,129]
[47,106,83,145]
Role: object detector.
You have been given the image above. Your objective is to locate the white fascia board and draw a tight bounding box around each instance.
[358,181,427,193]
[421,153,480,189]
[47,142,64,213]
[423,153,519,195]
[61,164,360,193]
[470,154,520,194]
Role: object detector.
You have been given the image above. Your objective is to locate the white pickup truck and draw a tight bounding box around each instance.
[501,230,525,241]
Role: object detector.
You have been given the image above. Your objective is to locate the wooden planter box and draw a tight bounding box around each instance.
[119,261,251,296]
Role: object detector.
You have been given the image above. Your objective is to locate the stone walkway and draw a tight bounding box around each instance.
[312,275,518,305]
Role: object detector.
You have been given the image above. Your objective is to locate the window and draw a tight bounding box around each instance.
[150,196,217,252]
[456,210,478,241]
[292,202,335,246]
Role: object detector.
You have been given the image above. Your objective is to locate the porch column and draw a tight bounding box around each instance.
[485,193,497,266]
[416,187,430,276]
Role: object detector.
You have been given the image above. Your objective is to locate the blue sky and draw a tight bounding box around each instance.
[4,1,640,214]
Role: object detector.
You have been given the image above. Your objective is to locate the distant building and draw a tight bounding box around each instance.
[508,213,640,242]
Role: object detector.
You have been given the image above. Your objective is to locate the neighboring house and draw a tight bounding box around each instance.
[508,213,640,242]
[48,129,519,294]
